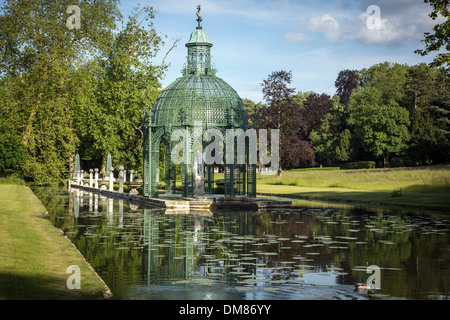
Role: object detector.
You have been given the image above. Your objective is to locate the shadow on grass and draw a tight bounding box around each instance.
[0,272,104,300]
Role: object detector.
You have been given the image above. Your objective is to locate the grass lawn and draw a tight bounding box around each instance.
[0,184,110,299]
[255,165,450,211]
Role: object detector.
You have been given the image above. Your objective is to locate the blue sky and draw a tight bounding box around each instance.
[1,0,441,103]
[117,0,442,103]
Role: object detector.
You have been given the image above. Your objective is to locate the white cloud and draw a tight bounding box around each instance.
[353,12,417,46]
[308,14,343,42]
[348,0,446,47]
[282,31,313,42]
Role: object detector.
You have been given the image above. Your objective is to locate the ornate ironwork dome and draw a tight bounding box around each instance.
[142,7,255,198]
[151,28,248,129]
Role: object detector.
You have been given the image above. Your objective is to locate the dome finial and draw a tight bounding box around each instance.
[196,5,202,29]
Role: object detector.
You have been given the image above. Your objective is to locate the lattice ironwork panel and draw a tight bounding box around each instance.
[142,25,257,198]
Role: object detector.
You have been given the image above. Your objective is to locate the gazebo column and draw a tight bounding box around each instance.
[143,127,153,197]
[165,141,176,194]
[247,163,257,197]
[181,127,194,197]
[204,165,214,194]
[224,164,234,197]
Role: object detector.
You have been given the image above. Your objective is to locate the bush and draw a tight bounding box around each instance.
[339,161,376,169]
[214,185,225,194]
[292,167,340,171]
[0,133,27,177]
[389,157,412,167]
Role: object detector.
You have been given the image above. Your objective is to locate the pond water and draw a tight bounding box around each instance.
[33,186,450,300]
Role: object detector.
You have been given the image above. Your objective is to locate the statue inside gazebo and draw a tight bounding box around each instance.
[142,6,257,198]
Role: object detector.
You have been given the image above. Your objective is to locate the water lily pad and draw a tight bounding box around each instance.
[259,252,278,256]
[263,287,280,291]
[172,280,191,285]
[288,279,306,284]
[270,280,287,284]
[230,271,251,275]
[235,286,255,291]
[336,236,358,240]
[352,268,368,272]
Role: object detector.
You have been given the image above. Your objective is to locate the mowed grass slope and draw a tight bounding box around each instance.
[0,184,109,299]
[256,165,450,210]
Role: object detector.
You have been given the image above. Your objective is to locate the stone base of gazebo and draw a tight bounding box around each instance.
[69,183,291,213]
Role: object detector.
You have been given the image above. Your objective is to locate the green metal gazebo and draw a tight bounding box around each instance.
[142,8,256,198]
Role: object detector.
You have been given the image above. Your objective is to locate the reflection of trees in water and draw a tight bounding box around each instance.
[34,186,450,299]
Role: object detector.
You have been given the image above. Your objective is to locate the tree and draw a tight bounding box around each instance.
[426,68,450,137]
[309,102,352,166]
[80,6,170,174]
[408,107,450,164]
[359,62,408,105]
[0,0,121,184]
[0,130,27,177]
[335,69,360,106]
[346,87,410,167]
[404,63,442,111]
[302,92,336,135]
[415,0,450,67]
[242,98,263,128]
[259,71,314,174]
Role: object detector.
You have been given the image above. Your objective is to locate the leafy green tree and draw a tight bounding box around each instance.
[79,6,170,174]
[0,130,27,177]
[0,0,121,184]
[415,0,450,67]
[346,87,410,167]
[408,107,450,164]
[242,98,263,127]
[403,63,449,111]
[359,62,408,105]
[292,91,311,107]
[0,2,171,183]
[309,100,352,165]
